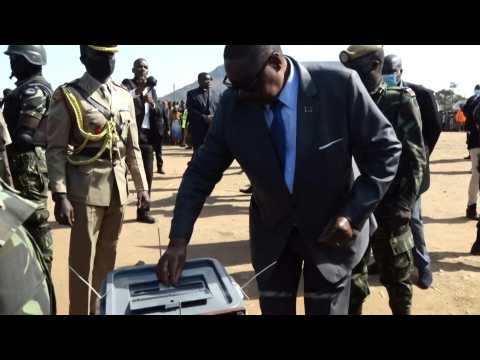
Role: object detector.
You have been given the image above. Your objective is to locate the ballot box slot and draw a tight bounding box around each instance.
[128,275,213,314]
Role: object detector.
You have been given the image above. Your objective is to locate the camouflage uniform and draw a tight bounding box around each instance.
[350,83,426,315]
[0,179,56,315]
[2,74,54,271]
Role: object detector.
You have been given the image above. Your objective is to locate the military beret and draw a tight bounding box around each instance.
[339,45,384,64]
[87,45,119,53]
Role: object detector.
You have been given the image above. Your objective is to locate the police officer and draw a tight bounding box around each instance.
[2,45,54,271]
[0,113,13,186]
[340,45,426,315]
[0,178,56,315]
[46,45,149,315]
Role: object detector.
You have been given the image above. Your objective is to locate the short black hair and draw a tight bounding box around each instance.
[223,45,282,61]
[475,84,480,91]
[198,72,211,81]
[134,58,148,67]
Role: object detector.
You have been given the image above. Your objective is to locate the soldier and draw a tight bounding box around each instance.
[0,113,13,186]
[382,54,442,289]
[46,45,149,315]
[2,45,54,271]
[0,178,56,315]
[340,45,426,315]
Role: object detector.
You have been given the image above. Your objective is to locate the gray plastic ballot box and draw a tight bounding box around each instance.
[98,258,246,315]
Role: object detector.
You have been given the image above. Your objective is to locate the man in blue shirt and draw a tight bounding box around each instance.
[156,45,401,315]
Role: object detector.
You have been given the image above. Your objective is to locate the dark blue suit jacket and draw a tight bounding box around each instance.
[186,87,219,146]
[171,58,401,283]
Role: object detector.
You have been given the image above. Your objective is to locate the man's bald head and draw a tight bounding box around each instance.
[224,45,282,61]
[198,72,212,90]
[134,58,148,67]
[223,45,288,104]
[133,58,149,83]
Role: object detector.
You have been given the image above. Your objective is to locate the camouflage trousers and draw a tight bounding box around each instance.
[350,223,414,315]
[10,148,53,271]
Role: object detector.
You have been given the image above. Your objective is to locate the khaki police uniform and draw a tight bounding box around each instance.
[46,49,148,314]
[0,113,13,184]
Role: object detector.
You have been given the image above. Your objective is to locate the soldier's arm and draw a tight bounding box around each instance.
[14,86,49,152]
[46,89,71,196]
[397,93,427,210]
[125,96,148,192]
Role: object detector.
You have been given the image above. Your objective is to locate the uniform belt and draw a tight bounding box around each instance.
[76,148,112,160]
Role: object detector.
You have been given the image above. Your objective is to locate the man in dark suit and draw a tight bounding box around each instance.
[122,58,168,223]
[156,45,402,315]
[186,73,219,157]
[381,54,441,290]
[463,85,480,220]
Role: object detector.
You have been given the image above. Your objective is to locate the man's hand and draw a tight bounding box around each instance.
[156,238,188,285]
[53,194,75,227]
[137,191,150,209]
[317,216,356,248]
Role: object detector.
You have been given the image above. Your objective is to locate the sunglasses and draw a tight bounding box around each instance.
[345,56,376,74]
[223,54,272,92]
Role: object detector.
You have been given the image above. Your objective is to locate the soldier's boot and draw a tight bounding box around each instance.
[368,262,379,275]
[348,302,364,315]
[239,184,253,194]
[387,287,412,315]
[470,226,480,255]
[389,295,412,315]
[137,208,156,224]
[466,204,477,220]
[392,307,411,315]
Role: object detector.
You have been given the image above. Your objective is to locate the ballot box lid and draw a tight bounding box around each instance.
[99,258,246,315]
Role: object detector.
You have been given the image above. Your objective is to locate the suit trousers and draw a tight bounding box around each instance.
[468,148,480,206]
[152,137,163,171]
[68,189,125,315]
[140,144,154,196]
[410,197,431,269]
[255,229,351,315]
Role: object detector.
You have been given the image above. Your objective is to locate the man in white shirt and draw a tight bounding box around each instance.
[122,59,167,224]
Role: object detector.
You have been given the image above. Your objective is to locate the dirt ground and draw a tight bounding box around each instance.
[49,132,480,315]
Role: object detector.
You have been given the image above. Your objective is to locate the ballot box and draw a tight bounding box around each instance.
[98,258,246,315]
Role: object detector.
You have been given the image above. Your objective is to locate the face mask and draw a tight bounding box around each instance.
[475,90,480,97]
[383,73,398,87]
[85,56,116,83]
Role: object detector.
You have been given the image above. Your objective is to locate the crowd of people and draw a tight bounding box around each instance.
[1,44,480,316]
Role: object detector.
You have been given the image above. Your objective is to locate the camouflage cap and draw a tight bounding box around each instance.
[339,45,384,64]
[87,45,119,53]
